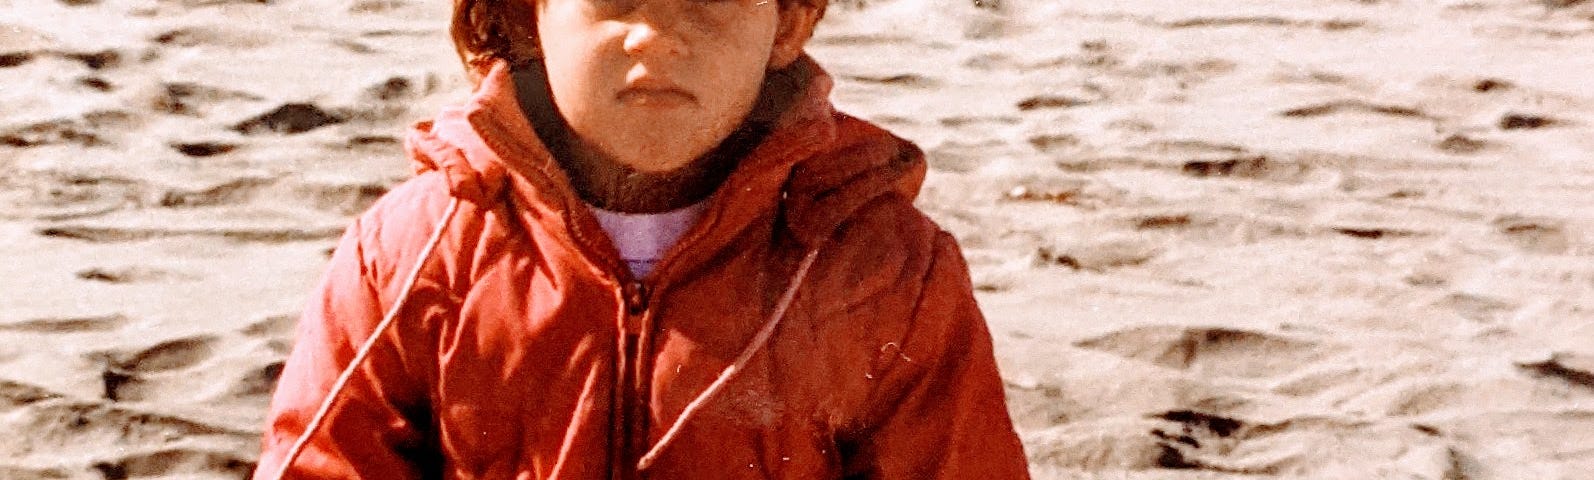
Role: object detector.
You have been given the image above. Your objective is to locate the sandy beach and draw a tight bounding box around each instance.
[3,0,1592,477]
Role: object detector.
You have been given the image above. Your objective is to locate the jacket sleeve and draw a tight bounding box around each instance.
[254,216,434,479]
[842,231,1032,479]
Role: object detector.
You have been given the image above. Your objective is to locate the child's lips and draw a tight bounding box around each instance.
[617,79,697,107]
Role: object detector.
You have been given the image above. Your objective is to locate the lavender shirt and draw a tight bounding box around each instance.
[588,202,709,278]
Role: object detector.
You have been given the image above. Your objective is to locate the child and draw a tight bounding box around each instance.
[255,0,1030,477]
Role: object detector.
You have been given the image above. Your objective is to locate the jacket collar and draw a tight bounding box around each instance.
[406,55,924,283]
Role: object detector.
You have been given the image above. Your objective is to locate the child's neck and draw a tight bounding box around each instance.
[559,137,738,214]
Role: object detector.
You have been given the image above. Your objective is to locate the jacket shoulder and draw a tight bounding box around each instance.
[345,171,466,288]
[808,194,947,316]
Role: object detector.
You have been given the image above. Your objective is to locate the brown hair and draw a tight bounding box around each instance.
[450,0,826,85]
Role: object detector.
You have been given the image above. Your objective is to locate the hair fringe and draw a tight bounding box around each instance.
[450,0,827,87]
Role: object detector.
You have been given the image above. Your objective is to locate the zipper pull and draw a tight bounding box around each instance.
[622,280,650,333]
[624,281,650,314]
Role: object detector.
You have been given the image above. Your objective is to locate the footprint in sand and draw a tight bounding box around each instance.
[1149,410,1248,470]
[0,118,107,147]
[147,82,264,116]
[1272,364,1401,398]
[1492,215,1571,254]
[285,179,390,215]
[102,357,283,404]
[810,33,918,48]
[2,465,77,479]
[0,398,257,474]
[225,360,286,399]
[338,74,440,123]
[99,335,220,374]
[1022,418,1176,471]
[1075,326,1333,378]
[54,48,121,70]
[1498,112,1561,130]
[164,0,275,7]
[240,313,300,356]
[76,266,196,284]
[1329,225,1424,241]
[960,52,1016,71]
[155,176,276,208]
[0,314,129,333]
[0,401,247,453]
[1436,132,1492,154]
[37,223,347,244]
[169,141,239,158]
[926,139,1006,173]
[840,73,939,89]
[1011,39,1127,72]
[239,313,296,338]
[0,379,63,410]
[240,312,298,356]
[1025,133,1081,153]
[333,37,381,54]
[937,114,1020,128]
[1034,234,1162,272]
[1052,154,1165,173]
[1278,99,1435,121]
[1147,411,1457,477]
[1000,377,1076,430]
[1,109,135,149]
[1155,15,1366,32]
[1180,155,1313,184]
[1016,94,1091,111]
[0,52,33,67]
[1000,174,1117,207]
[347,134,400,149]
[94,448,256,480]
[349,0,415,14]
[1115,210,1315,245]
[1057,142,1320,185]
[207,314,297,402]
[1433,292,1516,323]
[76,75,114,92]
[92,335,220,402]
[0,21,54,57]
[364,74,433,101]
[1516,352,1594,390]
[150,25,272,49]
[0,172,145,220]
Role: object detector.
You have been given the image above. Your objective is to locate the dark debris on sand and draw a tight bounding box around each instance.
[1516,352,1594,389]
[232,103,344,135]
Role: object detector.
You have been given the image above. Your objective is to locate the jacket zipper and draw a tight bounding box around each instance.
[613,279,652,480]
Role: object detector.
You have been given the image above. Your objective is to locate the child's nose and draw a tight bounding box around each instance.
[621,5,691,59]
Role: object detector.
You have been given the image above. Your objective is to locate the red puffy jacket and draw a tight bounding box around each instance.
[255,56,1030,479]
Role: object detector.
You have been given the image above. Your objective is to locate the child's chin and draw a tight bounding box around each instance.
[609,145,706,172]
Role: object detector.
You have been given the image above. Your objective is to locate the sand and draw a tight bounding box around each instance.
[2,0,1592,478]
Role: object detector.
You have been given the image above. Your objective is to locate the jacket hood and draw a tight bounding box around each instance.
[402,55,927,274]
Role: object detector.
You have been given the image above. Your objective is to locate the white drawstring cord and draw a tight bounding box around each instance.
[269,196,461,480]
[637,247,822,470]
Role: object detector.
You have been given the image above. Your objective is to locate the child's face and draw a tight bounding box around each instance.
[537,0,799,173]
